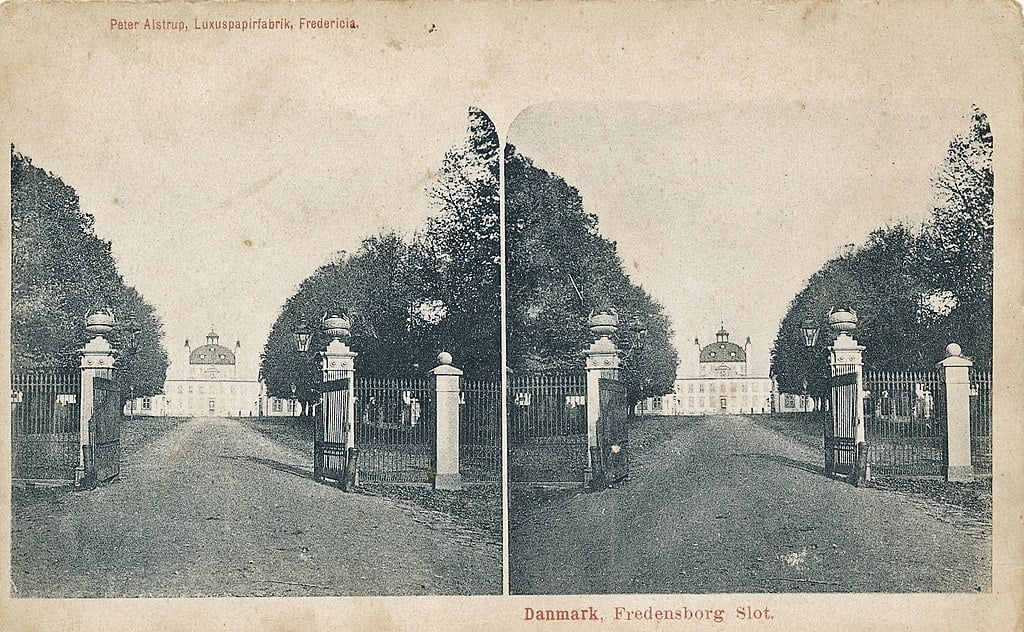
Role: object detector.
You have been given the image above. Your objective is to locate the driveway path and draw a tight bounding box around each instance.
[12,416,500,596]
[510,414,990,594]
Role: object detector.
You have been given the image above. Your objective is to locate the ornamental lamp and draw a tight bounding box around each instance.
[799,314,820,348]
[127,321,142,354]
[292,321,313,353]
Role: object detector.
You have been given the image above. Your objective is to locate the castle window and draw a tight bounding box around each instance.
[272,399,283,412]
[699,384,705,393]
[710,383,716,393]
[141,398,151,410]
[742,383,748,392]
[688,383,694,393]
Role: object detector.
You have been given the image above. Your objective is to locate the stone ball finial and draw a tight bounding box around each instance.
[437,351,453,366]
[945,342,962,357]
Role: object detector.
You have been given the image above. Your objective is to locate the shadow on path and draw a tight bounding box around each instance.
[218,454,313,481]
[734,452,825,476]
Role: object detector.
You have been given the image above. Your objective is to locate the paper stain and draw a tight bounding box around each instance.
[781,548,809,569]
[218,165,287,209]
[242,239,254,248]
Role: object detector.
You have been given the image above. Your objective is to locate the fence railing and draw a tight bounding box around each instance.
[508,371,588,483]
[460,379,501,481]
[11,370,82,483]
[970,369,993,475]
[863,369,946,476]
[354,377,435,483]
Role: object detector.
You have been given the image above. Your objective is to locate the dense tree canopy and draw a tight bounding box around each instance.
[505,146,679,409]
[771,107,994,393]
[260,109,501,400]
[11,147,169,398]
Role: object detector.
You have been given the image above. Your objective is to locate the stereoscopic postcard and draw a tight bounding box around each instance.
[1,0,1022,630]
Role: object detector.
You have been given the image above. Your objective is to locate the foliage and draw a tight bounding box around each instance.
[771,107,994,393]
[505,146,679,407]
[416,106,501,378]
[10,147,169,398]
[260,109,501,400]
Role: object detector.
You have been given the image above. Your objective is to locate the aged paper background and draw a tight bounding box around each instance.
[1,0,1023,630]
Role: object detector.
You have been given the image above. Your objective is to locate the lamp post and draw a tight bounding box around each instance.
[122,319,142,422]
[800,308,868,484]
[619,315,648,416]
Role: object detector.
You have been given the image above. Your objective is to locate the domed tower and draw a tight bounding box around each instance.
[698,325,748,377]
[189,328,237,379]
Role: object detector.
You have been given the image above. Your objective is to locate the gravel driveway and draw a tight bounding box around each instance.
[510,414,991,594]
[11,416,500,597]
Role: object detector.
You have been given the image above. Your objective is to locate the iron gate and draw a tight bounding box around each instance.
[314,378,350,486]
[460,379,501,481]
[89,376,121,484]
[595,377,628,485]
[508,372,587,483]
[863,370,946,476]
[354,377,435,483]
[11,370,81,484]
[824,367,858,477]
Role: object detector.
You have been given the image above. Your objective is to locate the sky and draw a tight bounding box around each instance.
[2,2,1007,383]
[507,101,973,375]
[4,11,484,378]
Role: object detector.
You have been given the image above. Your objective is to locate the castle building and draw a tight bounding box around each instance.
[124,329,298,418]
[638,325,814,416]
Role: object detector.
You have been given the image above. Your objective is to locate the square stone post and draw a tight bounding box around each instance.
[321,338,358,449]
[828,330,867,484]
[431,352,463,490]
[584,335,620,486]
[938,343,974,482]
[78,335,116,487]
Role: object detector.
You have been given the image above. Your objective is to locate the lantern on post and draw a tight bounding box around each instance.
[799,314,820,348]
[126,321,142,354]
[292,321,313,354]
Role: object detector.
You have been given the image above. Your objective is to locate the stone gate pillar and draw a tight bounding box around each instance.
[938,343,974,482]
[583,310,621,486]
[431,352,463,490]
[321,337,358,449]
[827,309,867,484]
[78,312,117,487]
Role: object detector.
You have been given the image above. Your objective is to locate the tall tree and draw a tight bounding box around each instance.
[10,147,169,398]
[772,107,995,391]
[916,105,994,366]
[260,109,503,399]
[260,232,432,404]
[416,107,501,378]
[505,146,679,410]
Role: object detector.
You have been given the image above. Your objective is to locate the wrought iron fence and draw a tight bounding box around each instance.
[354,377,435,483]
[863,369,946,476]
[970,369,992,475]
[508,371,588,483]
[11,370,81,483]
[460,379,501,481]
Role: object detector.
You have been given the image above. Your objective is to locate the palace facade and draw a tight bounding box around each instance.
[124,329,298,418]
[638,326,815,416]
